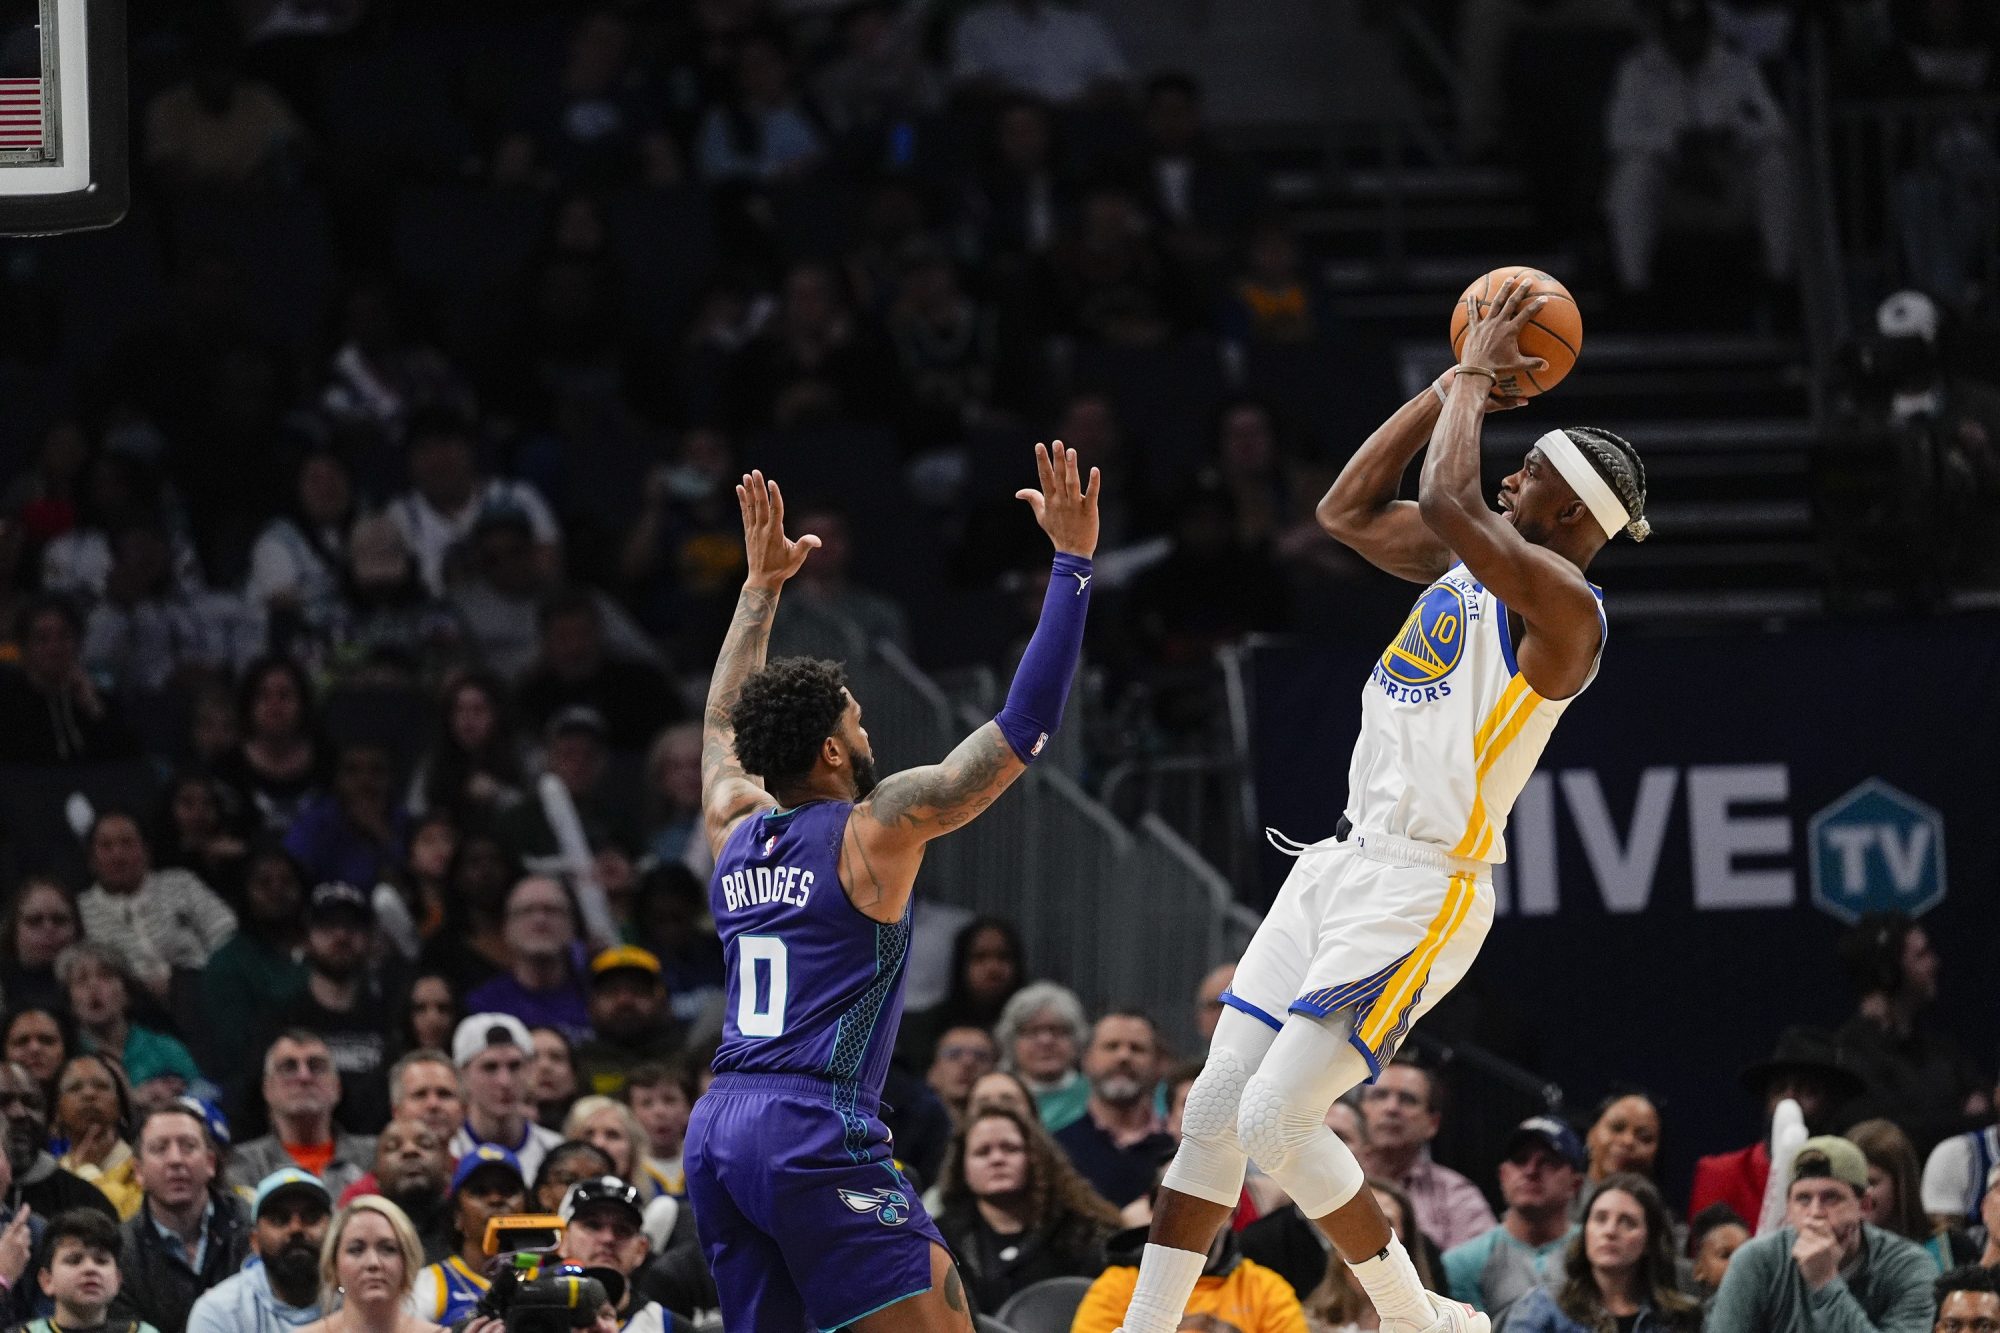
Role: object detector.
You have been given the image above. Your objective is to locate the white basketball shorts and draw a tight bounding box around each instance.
[1221,829,1497,1080]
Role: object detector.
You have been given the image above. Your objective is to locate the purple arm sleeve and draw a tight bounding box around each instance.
[992,553,1093,762]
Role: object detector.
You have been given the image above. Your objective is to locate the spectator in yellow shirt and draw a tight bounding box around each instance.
[1072,1180,1306,1333]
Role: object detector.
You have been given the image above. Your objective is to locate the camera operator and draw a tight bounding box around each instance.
[557,1179,671,1333]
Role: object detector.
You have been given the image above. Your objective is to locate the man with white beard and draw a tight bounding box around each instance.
[1055,1013,1176,1209]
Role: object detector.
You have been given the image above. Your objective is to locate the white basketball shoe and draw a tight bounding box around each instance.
[1411,1294,1490,1333]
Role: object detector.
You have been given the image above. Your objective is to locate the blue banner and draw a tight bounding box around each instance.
[1247,610,2000,1198]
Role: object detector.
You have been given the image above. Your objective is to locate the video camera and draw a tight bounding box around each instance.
[459,1214,615,1333]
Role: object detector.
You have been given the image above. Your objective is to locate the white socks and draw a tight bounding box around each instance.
[1118,1243,1207,1333]
[1347,1233,1434,1331]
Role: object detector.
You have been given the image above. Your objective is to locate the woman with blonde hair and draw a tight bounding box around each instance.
[307,1196,439,1333]
[563,1095,675,1201]
[1848,1117,1981,1273]
[1303,1178,1433,1333]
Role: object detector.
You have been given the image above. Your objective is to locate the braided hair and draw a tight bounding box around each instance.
[1562,427,1651,542]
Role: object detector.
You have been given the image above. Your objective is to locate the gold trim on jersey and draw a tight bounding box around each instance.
[1451,675,1543,859]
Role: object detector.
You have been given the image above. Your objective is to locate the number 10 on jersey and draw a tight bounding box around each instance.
[737,936,789,1037]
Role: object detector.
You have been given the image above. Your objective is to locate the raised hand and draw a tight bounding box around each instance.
[0,1205,30,1283]
[1015,441,1101,559]
[1458,273,1550,382]
[737,470,820,590]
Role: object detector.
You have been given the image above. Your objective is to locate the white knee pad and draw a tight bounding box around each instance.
[1160,1046,1253,1207]
[1237,1067,1366,1219]
[1158,1007,1274,1208]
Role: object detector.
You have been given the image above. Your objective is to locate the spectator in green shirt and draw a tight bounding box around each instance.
[1440,1116,1585,1317]
[1708,1134,1937,1333]
[59,942,201,1103]
[199,845,310,1089]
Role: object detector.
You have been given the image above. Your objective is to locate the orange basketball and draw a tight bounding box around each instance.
[1447,265,1583,397]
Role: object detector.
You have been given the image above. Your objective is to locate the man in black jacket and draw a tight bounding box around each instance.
[112,1102,252,1333]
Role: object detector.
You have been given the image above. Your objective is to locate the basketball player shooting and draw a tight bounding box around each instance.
[686,445,1099,1332]
[1114,275,1651,1333]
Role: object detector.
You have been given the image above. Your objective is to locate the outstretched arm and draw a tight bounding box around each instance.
[1418,275,1601,687]
[1318,372,1523,584]
[701,471,821,859]
[843,442,1099,921]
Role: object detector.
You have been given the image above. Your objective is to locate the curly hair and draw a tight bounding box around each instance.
[727,657,849,790]
[1562,427,1651,542]
[937,1104,1124,1234]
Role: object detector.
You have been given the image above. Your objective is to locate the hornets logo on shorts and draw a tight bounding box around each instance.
[1375,582,1467,701]
[837,1186,911,1226]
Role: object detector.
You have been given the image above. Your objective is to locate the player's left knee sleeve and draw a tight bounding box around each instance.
[1160,1047,1253,1207]
[1236,1067,1365,1219]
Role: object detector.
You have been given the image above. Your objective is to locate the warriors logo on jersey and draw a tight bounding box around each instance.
[1378,581,1469,694]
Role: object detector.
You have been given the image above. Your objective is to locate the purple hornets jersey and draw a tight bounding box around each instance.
[709,800,911,1103]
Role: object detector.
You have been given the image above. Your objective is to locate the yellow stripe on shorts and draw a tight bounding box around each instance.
[1358,871,1474,1051]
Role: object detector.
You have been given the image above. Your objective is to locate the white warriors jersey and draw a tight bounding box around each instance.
[1344,562,1605,863]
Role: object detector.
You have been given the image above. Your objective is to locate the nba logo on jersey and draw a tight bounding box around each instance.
[1031,732,1047,756]
[838,1186,911,1226]
[763,834,778,856]
[1373,578,1473,703]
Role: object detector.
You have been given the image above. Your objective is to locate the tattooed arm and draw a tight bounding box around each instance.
[701,471,821,859]
[839,442,1099,923]
[841,723,1027,922]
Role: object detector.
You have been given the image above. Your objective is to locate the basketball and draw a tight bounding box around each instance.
[1448,265,1583,397]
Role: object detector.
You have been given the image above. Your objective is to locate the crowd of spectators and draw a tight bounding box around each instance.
[0,0,1993,1331]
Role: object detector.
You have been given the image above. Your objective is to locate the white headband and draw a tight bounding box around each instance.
[1534,429,1630,540]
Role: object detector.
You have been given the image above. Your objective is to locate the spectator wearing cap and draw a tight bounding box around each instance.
[357,1116,453,1261]
[1360,1059,1499,1253]
[495,708,644,872]
[449,1014,564,1181]
[0,1061,116,1222]
[557,1178,670,1333]
[1053,1012,1175,1211]
[1935,1266,2000,1333]
[464,877,593,1046]
[115,1102,251,1333]
[387,410,561,600]
[229,1032,376,1202]
[282,742,409,895]
[59,941,201,1107]
[411,1144,527,1325]
[1837,912,1992,1154]
[1440,1117,1586,1318]
[514,589,681,754]
[263,883,393,1128]
[576,947,681,1097]
[185,1169,329,1333]
[1708,1136,1937,1333]
[1690,1027,1866,1229]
